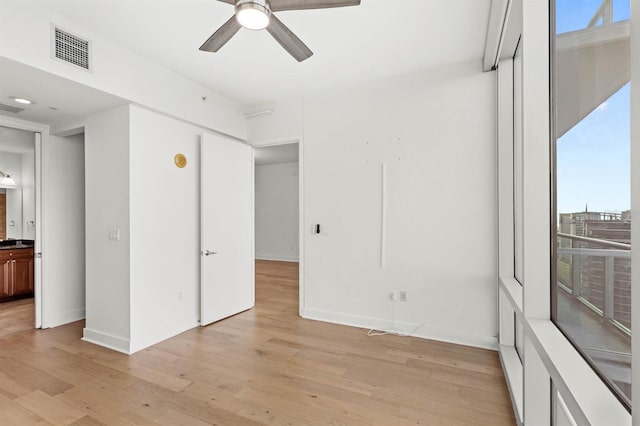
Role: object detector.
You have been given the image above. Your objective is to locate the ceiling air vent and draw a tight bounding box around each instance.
[0,103,24,114]
[53,26,91,71]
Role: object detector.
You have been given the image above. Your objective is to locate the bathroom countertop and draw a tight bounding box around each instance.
[0,240,34,250]
[0,244,34,250]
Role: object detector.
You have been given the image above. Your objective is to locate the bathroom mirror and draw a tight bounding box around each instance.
[2,187,26,239]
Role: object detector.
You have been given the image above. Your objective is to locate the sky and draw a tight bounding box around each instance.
[555,0,630,214]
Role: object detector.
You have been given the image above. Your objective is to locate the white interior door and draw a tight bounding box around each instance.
[34,132,42,328]
[200,132,254,326]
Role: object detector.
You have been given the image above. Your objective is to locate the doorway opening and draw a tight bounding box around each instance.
[0,125,37,336]
[253,142,301,314]
[0,119,87,336]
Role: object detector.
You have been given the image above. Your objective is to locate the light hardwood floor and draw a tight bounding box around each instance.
[0,260,515,425]
[0,297,35,338]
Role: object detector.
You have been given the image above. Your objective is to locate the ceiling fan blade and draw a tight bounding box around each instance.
[270,0,360,12]
[266,15,313,62]
[216,0,236,4]
[199,15,242,52]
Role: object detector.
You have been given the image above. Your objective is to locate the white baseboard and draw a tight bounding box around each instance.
[128,319,200,354]
[302,308,498,351]
[255,254,299,262]
[45,308,85,329]
[82,328,131,354]
[83,319,200,355]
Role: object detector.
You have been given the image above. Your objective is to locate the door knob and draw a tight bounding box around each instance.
[201,250,218,256]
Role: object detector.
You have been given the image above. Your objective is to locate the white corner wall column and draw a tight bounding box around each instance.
[83,105,132,353]
[84,103,252,354]
[495,0,633,424]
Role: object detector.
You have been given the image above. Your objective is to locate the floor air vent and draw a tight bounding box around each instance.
[0,103,24,114]
[53,27,90,70]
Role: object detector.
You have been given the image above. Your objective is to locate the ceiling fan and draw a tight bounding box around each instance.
[200,0,361,62]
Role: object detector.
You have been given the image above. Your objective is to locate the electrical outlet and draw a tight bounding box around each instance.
[399,291,407,302]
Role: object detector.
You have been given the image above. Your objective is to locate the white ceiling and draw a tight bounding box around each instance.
[29,0,492,107]
[255,143,298,165]
[0,57,127,126]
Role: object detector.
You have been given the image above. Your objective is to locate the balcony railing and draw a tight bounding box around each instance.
[557,232,631,335]
[588,0,614,27]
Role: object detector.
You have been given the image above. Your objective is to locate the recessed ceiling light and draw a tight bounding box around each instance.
[9,96,35,105]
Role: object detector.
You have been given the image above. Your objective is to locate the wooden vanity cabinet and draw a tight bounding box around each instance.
[0,248,34,301]
[0,257,12,298]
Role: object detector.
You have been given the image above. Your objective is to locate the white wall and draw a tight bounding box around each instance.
[248,61,498,349]
[0,1,246,140]
[21,152,36,240]
[246,98,304,144]
[45,134,85,327]
[83,105,131,353]
[129,105,202,353]
[83,103,240,353]
[0,152,23,238]
[255,162,299,262]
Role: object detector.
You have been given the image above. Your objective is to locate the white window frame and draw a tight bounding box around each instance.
[492,0,632,424]
[513,39,525,286]
[630,0,640,420]
[497,50,525,423]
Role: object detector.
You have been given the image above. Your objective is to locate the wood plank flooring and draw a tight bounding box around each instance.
[0,297,35,337]
[0,260,516,425]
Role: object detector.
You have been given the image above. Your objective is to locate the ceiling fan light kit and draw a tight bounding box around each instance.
[200,0,361,62]
[236,0,271,30]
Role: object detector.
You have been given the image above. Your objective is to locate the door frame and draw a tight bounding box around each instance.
[0,115,49,328]
[251,138,304,316]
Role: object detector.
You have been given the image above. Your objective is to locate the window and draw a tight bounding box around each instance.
[513,40,524,285]
[552,0,631,408]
